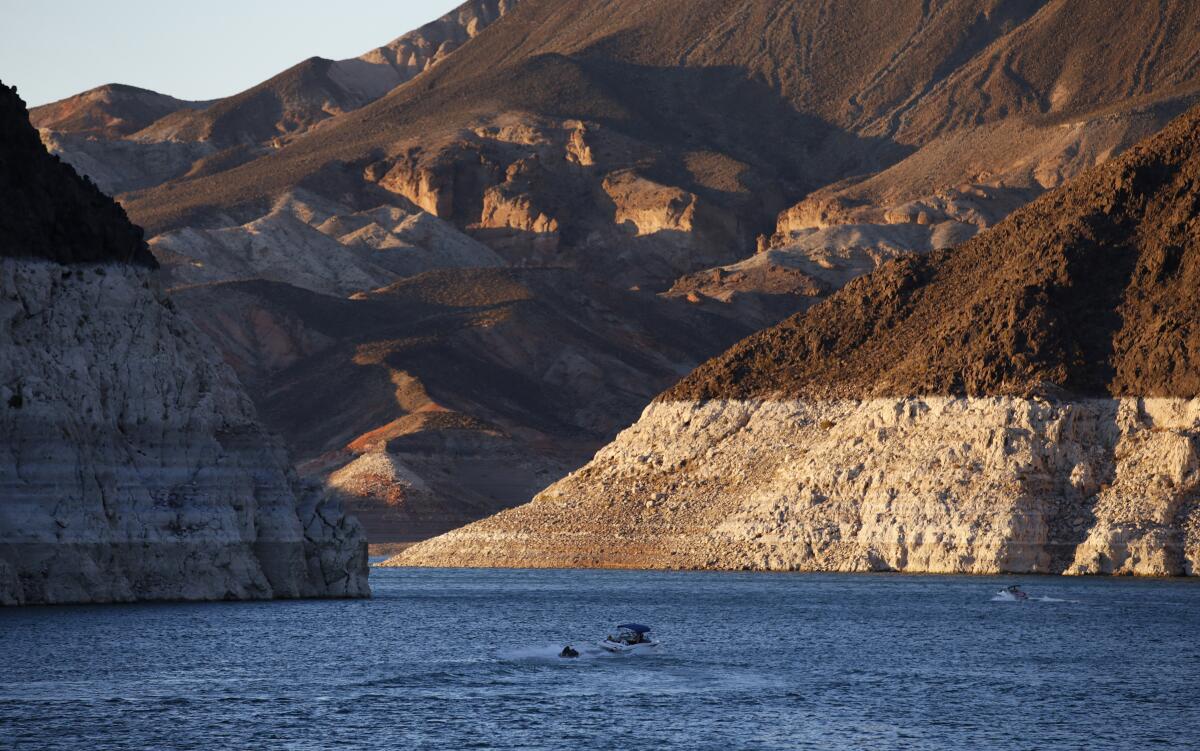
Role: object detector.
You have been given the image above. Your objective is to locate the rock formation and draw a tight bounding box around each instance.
[0,82,369,604]
[30,0,1200,545]
[392,103,1200,577]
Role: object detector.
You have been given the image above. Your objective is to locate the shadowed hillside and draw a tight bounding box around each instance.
[667,103,1200,401]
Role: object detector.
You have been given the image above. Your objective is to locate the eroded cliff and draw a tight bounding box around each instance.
[397,397,1198,575]
[0,82,368,604]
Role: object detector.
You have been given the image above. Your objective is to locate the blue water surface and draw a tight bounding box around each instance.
[1,566,1198,750]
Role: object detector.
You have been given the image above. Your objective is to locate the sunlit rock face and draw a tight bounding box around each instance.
[394,397,1197,576]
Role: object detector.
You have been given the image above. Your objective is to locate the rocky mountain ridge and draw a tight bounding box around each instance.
[30,0,522,195]
[1,84,155,267]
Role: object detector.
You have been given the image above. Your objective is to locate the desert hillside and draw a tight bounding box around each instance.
[30,0,521,195]
[395,101,1200,576]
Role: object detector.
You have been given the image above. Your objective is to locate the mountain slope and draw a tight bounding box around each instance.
[394,102,1200,576]
[139,0,523,150]
[666,106,1200,402]
[125,0,1200,224]
[34,0,522,196]
[1,84,155,267]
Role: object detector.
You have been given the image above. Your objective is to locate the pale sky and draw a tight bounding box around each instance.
[0,1,464,106]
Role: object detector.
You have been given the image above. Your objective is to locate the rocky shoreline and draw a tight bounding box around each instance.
[390,397,1199,576]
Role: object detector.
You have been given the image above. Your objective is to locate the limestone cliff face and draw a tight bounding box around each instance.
[0,260,370,604]
[0,82,369,604]
[397,398,1198,575]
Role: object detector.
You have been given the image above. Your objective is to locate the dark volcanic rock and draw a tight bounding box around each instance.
[665,103,1200,402]
[0,81,154,267]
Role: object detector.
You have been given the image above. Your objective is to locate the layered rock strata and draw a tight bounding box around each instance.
[0,83,368,604]
[397,398,1198,575]
[0,261,369,604]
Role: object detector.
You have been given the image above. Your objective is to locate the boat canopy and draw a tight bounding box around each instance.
[617,623,651,634]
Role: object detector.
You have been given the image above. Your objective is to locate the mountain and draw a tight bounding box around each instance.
[28,83,206,139]
[393,101,1200,577]
[124,1,1200,225]
[0,82,368,604]
[33,0,522,195]
[115,0,1200,315]
[138,0,522,150]
[670,99,1190,327]
[44,0,1200,546]
[1,86,155,267]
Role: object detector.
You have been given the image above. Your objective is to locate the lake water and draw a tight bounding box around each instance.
[2,566,1198,750]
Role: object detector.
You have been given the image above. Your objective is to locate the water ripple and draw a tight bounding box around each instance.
[1,570,1197,750]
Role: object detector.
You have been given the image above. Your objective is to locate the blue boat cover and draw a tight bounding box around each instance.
[617,623,651,633]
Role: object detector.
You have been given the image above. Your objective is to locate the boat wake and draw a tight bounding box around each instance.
[991,592,1079,603]
[499,643,656,661]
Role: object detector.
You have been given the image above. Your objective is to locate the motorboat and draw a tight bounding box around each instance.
[997,584,1030,601]
[598,623,659,654]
